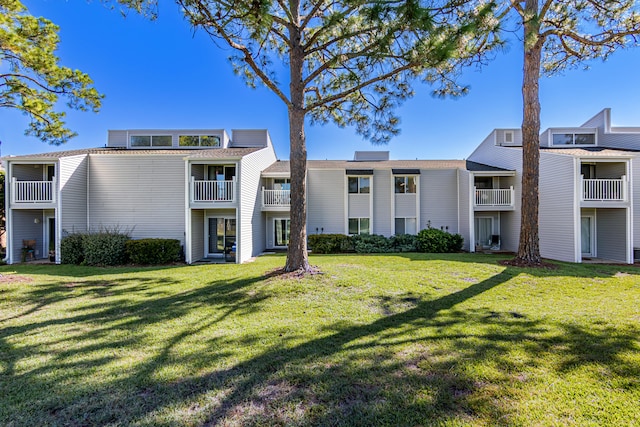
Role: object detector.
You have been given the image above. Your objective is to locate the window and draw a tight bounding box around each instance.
[274,219,290,247]
[130,135,172,147]
[179,135,221,147]
[348,218,370,235]
[504,131,514,143]
[552,133,595,146]
[207,165,235,181]
[348,176,370,194]
[475,217,492,247]
[273,178,290,191]
[394,176,416,193]
[395,218,416,235]
[474,177,493,189]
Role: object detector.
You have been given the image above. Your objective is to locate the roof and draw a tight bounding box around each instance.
[263,159,466,174]
[540,146,640,157]
[2,147,263,161]
[466,160,513,172]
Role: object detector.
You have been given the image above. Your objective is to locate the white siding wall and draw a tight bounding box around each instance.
[596,208,628,262]
[348,194,370,218]
[238,147,277,262]
[539,152,577,262]
[395,195,417,218]
[59,155,88,234]
[457,169,471,251]
[633,158,640,249]
[307,170,345,233]
[598,133,640,151]
[11,209,44,262]
[88,155,186,244]
[373,170,392,236]
[231,130,270,148]
[107,130,128,148]
[420,169,459,233]
[594,162,626,179]
[191,210,204,261]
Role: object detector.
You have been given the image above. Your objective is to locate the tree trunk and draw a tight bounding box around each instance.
[284,10,311,272]
[515,0,542,265]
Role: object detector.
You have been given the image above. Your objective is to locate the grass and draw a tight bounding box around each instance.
[0,253,639,426]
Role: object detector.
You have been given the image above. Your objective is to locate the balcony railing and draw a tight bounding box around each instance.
[474,187,514,207]
[191,178,235,202]
[582,176,626,201]
[11,178,55,203]
[262,188,291,208]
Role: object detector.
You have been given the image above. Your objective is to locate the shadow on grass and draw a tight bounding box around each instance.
[1,259,639,426]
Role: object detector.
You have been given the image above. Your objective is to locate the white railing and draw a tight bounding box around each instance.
[582,176,626,201]
[262,188,291,208]
[191,178,235,202]
[474,187,514,207]
[11,178,55,203]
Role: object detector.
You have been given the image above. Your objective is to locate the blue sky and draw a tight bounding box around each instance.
[2,0,640,160]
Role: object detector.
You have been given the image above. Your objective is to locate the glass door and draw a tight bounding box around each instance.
[207,218,236,257]
[581,216,594,257]
[274,219,290,247]
[474,217,492,248]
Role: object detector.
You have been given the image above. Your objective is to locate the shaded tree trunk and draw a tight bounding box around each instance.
[516,0,542,265]
[285,10,310,272]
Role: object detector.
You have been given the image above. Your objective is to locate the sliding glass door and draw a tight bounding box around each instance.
[207,218,236,256]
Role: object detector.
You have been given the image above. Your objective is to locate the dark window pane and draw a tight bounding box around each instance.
[152,135,172,146]
[348,218,359,234]
[201,135,221,147]
[179,135,199,146]
[130,135,150,147]
[407,176,416,193]
[360,218,370,234]
[575,134,595,145]
[395,177,405,193]
[395,218,405,234]
[359,177,370,193]
[552,134,574,145]
[348,177,358,193]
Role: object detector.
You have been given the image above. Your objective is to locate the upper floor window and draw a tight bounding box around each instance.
[395,176,416,193]
[348,176,370,194]
[179,135,221,147]
[130,135,172,147]
[552,133,595,146]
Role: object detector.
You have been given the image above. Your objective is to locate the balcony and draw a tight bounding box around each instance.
[190,178,235,204]
[11,179,56,205]
[262,188,291,210]
[582,176,627,203]
[474,187,514,210]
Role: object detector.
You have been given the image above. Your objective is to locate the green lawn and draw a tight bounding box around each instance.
[1,253,639,426]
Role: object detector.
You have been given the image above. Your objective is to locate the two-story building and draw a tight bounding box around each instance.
[3,108,638,265]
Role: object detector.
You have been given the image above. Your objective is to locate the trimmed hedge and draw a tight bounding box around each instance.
[308,234,353,254]
[308,229,462,254]
[126,239,182,265]
[60,233,85,265]
[416,228,463,253]
[82,232,130,266]
[61,230,130,266]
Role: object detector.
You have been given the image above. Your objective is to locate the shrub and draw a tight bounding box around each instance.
[352,234,391,253]
[308,234,353,254]
[416,228,464,253]
[60,233,86,265]
[390,233,418,252]
[83,231,130,266]
[126,239,182,265]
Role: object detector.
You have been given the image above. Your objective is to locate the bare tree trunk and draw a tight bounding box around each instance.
[285,6,311,272]
[515,0,542,265]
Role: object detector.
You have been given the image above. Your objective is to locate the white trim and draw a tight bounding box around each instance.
[627,159,634,264]
[344,175,349,234]
[390,173,395,235]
